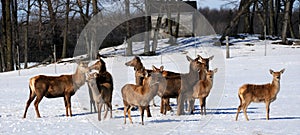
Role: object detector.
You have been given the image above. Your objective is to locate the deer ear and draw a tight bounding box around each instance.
[145,71,149,77]
[269,69,274,74]
[160,66,164,72]
[152,65,157,71]
[186,56,193,62]
[280,68,285,74]
[209,55,214,60]
[197,55,202,60]
[213,68,218,73]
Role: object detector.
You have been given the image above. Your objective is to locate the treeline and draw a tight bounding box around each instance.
[0,0,299,72]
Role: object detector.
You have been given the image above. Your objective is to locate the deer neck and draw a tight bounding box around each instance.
[205,79,213,91]
[73,67,86,90]
[88,79,100,97]
[271,79,280,93]
[187,66,199,85]
[143,77,159,99]
[134,63,144,71]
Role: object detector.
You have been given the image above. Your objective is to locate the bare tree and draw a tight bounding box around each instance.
[220,0,253,42]
[1,0,14,71]
[269,0,275,36]
[282,0,291,44]
[125,0,132,56]
[144,0,150,54]
[62,0,70,58]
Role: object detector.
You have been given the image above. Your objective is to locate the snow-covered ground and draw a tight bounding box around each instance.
[1,36,300,134]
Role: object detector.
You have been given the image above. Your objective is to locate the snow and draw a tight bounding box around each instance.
[1,35,300,134]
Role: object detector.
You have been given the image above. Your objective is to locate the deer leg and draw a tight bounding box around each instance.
[65,95,72,117]
[88,86,96,113]
[146,105,152,117]
[23,91,36,118]
[128,106,133,124]
[123,105,128,124]
[188,98,195,114]
[108,102,113,119]
[242,101,251,121]
[33,96,43,118]
[166,98,172,111]
[265,101,271,120]
[199,97,204,115]
[104,102,109,119]
[123,100,129,124]
[152,98,157,107]
[203,97,207,115]
[160,98,164,114]
[139,106,145,125]
[235,96,243,121]
[163,98,168,115]
[98,103,103,121]
[177,94,185,115]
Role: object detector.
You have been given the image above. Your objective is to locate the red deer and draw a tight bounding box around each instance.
[189,55,214,114]
[125,56,180,115]
[177,56,201,115]
[86,72,113,121]
[198,55,214,80]
[88,58,114,119]
[23,62,89,118]
[192,68,218,115]
[235,69,285,121]
[122,66,165,125]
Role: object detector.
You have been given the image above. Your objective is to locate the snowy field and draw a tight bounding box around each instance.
[1,36,300,134]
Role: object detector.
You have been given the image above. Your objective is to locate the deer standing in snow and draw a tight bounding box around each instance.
[23,62,89,118]
[122,66,165,125]
[192,68,218,115]
[235,69,285,121]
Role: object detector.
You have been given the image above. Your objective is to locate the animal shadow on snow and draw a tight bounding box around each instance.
[252,116,300,121]
[192,105,258,115]
[56,112,94,117]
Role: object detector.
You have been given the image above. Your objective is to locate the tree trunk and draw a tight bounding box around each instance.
[62,0,70,58]
[220,0,253,42]
[269,0,275,36]
[23,0,31,68]
[174,3,181,43]
[38,0,42,51]
[282,0,291,44]
[152,14,163,53]
[274,0,281,36]
[263,0,269,35]
[125,0,132,56]
[144,0,150,54]
[2,0,13,71]
[255,0,266,37]
[45,0,58,49]
[92,0,98,15]
[77,0,90,25]
[249,2,255,34]
[11,0,19,70]
[288,0,295,38]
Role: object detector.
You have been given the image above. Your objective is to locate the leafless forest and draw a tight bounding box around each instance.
[0,0,299,72]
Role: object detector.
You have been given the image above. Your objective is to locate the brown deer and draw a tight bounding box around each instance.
[192,68,218,115]
[88,59,114,117]
[177,56,202,115]
[188,55,214,114]
[122,66,164,125]
[198,55,214,80]
[86,72,113,121]
[152,66,181,115]
[125,56,180,117]
[235,69,285,121]
[23,62,89,118]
